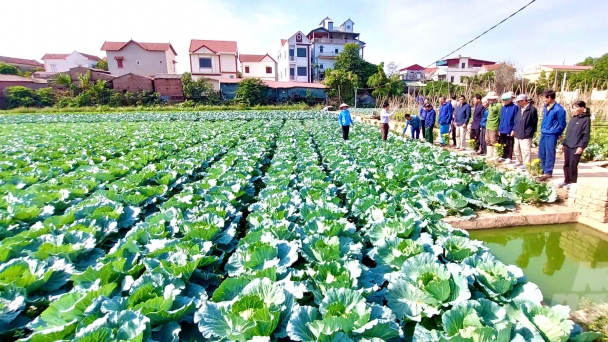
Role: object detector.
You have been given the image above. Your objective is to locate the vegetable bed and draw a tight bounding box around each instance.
[0,112,601,341]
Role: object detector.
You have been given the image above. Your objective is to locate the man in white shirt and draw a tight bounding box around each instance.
[380,102,397,140]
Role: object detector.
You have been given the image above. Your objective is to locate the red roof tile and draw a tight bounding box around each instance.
[540,65,592,71]
[239,54,276,63]
[189,40,237,53]
[399,64,425,72]
[79,53,101,61]
[482,63,513,71]
[281,39,287,46]
[101,40,177,55]
[41,53,70,60]
[424,67,438,74]
[0,56,43,67]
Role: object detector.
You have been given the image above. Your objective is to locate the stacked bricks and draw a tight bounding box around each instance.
[559,230,603,265]
[568,183,608,223]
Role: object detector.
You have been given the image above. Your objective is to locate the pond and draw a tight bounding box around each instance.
[469,223,608,310]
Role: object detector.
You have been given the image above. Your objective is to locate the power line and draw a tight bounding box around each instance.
[425,0,537,68]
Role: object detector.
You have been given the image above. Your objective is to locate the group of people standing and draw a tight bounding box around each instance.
[337,90,591,188]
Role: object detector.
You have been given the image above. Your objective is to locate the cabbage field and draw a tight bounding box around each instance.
[0,111,601,341]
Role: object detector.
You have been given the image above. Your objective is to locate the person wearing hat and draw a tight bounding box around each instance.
[403,113,421,139]
[498,92,518,163]
[484,91,501,158]
[380,102,398,140]
[338,103,353,140]
[539,90,567,179]
[513,94,538,170]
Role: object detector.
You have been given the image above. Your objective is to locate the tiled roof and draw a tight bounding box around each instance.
[155,73,182,79]
[424,67,438,74]
[101,40,177,55]
[114,73,153,80]
[281,39,287,46]
[79,53,101,61]
[189,40,237,53]
[540,65,592,71]
[41,53,69,60]
[239,54,276,63]
[399,64,425,72]
[0,74,47,83]
[482,63,512,71]
[0,56,43,67]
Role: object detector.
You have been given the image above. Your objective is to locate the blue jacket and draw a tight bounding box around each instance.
[405,115,421,130]
[423,108,436,127]
[338,109,353,126]
[438,102,453,125]
[419,106,427,120]
[499,102,518,134]
[541,102,567,135]
[480,108,489,128]
[455,103,471,126]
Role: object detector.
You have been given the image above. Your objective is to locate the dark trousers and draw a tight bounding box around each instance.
[563,146,582,184]
[499,134,514,159]
[425,126,434,143]
[450,122,457,145]
[539,134,559,175]
[478,128,487,155]
[420,119,426,138]
[380,123,389,140]
[470,128,481,151]
[411,127,420,139]
[341,125,350,140]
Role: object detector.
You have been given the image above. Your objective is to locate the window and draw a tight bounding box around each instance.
[347,25,351,29]
[335,48,339,54]
[297,48,307,58]
[461,63,465,69]
[290,68,295,76]
[473,63,482,68]
[160,60,163,63]
[297,67,307,76]
[289,49,294,57]
[450,76,455,83]
[320,64,324,69]
[50,64,57,72]
[266,66,272,74]
[136,60,141,65]
[245,66,250,73]
[319,46,324,53]
[199,58,212,68]
[117,60,123,68]
[229,75,234,79]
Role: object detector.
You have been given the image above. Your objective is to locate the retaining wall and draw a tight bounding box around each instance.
[568,182,608,223]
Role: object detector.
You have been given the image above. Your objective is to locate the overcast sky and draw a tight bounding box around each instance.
[1,0,606,73]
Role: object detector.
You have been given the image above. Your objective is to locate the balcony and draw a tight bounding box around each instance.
[317,51,339,58]
[312,38,359,45]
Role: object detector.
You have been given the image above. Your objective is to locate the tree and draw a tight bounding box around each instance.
[384,62,400,77]
[181,72,219,103]
[95,59,108,71]
[333,43,377,87]
[323,68,358,105]
[569,53,608,89]
[235,78,268,106]
[421,81,464,97]
[367,62,403,98]
[0,62,19,75]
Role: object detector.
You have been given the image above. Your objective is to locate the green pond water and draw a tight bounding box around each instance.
[469,223,608,310]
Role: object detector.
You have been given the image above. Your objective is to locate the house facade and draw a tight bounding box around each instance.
[154,74,184,101]
[189,39,238,90]
[112,73,154,93]
[277,31,311,83]
[0,56,43,72]
[522,65,593,82]
[436,56,495,85]
[41,51,101,72]
[306,18,365,81]
[240,54,277,81]
[399,64,425,81]
[101,40,177,77]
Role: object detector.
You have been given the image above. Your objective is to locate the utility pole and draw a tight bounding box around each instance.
[561,72,567,93]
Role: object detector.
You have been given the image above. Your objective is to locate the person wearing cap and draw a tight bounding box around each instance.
[403,113,421,139]
[513,94,538,170]
[438,96,453,146]
[419,98,430,139]
[470,94,484,153]
[539,90,567,179]
[498,92,518,163]
[454,94,471,150]
[479,97,490,155]
[338,103,353,140]
[484,91,501,159]
[380,102,397,140]
[422,103,436,144]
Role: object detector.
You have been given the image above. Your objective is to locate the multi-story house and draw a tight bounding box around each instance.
[41,51,101,73]
[436,55,495,85]
[522,64,592,82]
[277,31,311,83]
[399,64,425,81]
[307,17,365,81]
[189,39,238,89]
[101,40,177,77]
[239,54,277,81]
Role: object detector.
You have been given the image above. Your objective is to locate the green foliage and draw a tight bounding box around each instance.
[95,59,108,71]
[181,72,220,104]
[366,62,403,98]
[4,86,55,108]
[0,62,19,75]
[235,78,268,106]
[421,81,464,97]
[333,43,377,87]
[323,68,358,105]
[569,53,608,89]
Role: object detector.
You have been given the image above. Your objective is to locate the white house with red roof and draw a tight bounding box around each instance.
[435,55,496,85]
[277,31,311,83]
[399,64,425,81]
[239,54,277,81]
[522,64,593,82]
[41,51,101,73]
[101,40,177,77]
[189,39,238,89]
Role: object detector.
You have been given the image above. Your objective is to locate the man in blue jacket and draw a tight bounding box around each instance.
[498,92,518,162]
[539,90,567,179]
[403,113,421,139]
[454,95,471,150]
[422,103,436,144]
[419,98,430,139]
[438,96,453,146]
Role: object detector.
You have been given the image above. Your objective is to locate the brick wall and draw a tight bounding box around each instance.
[154,78,183,101]
[113,74,154,93]
[568,184,608,223]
